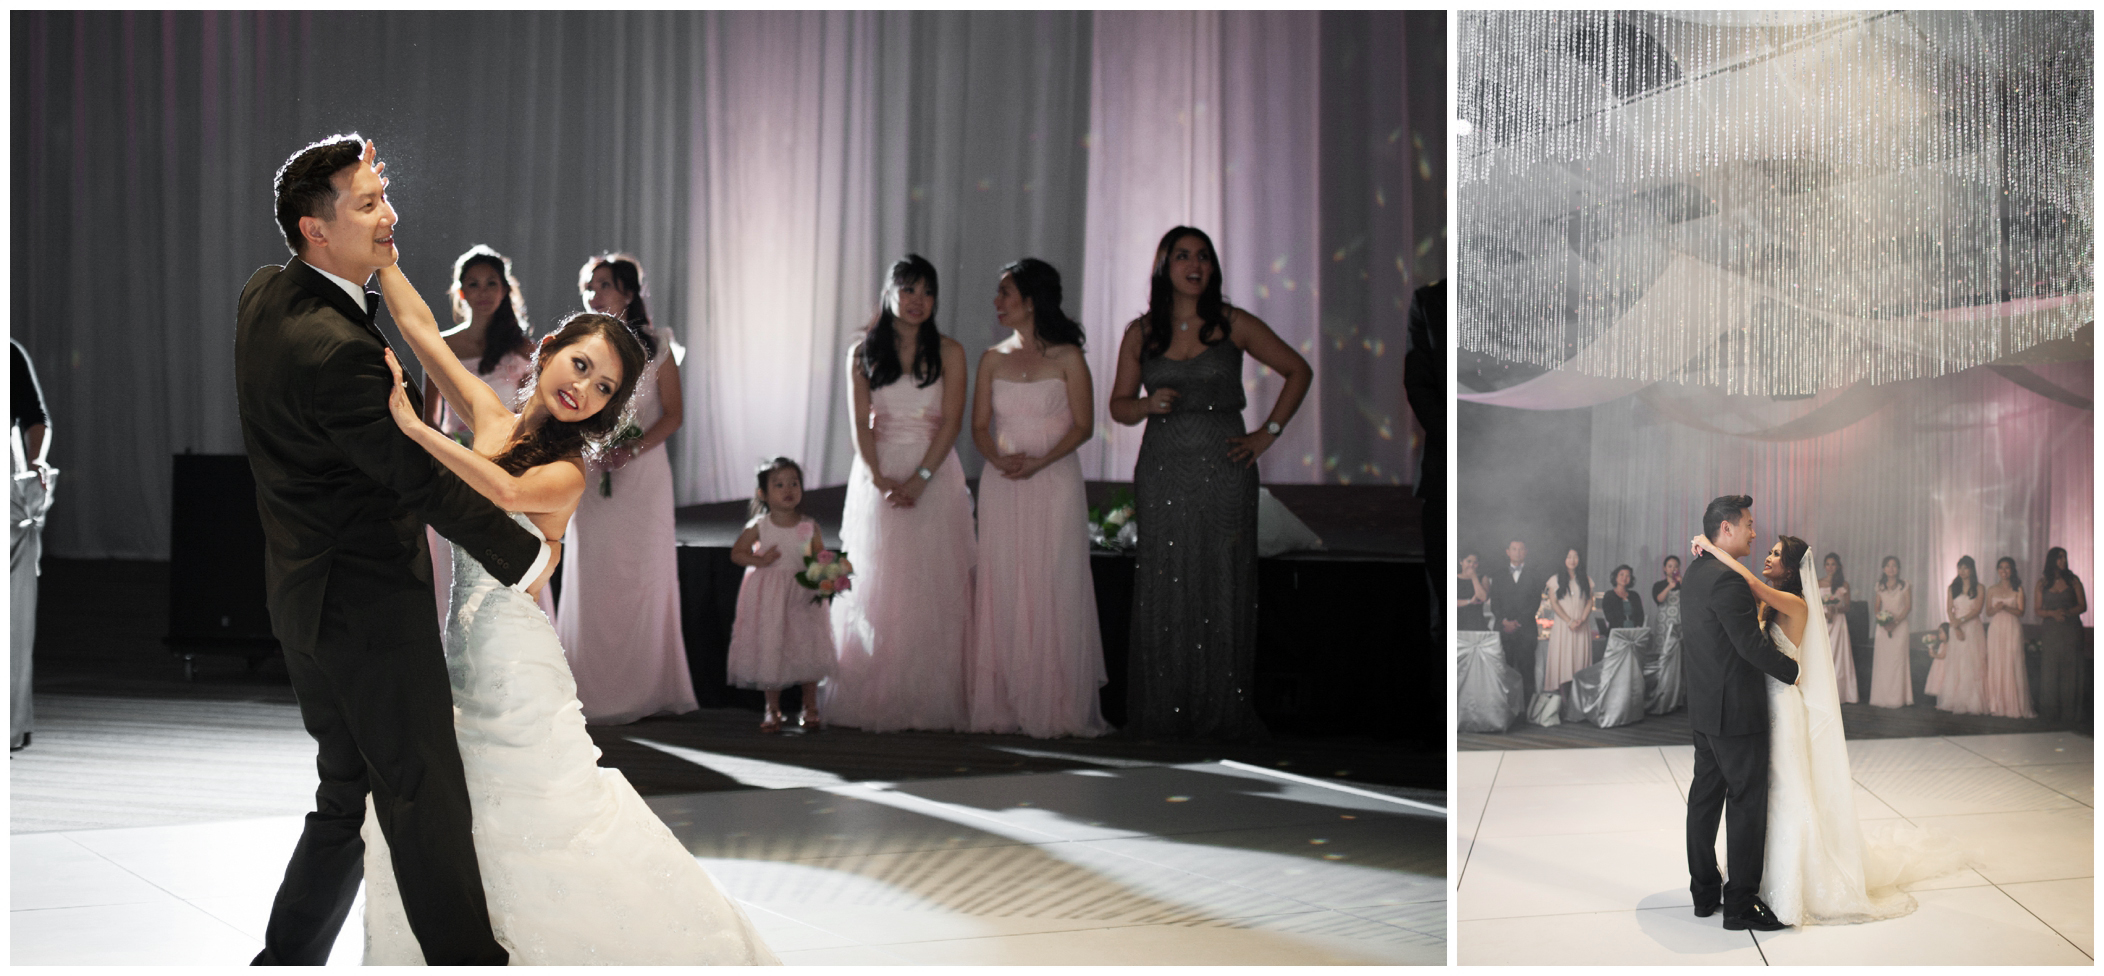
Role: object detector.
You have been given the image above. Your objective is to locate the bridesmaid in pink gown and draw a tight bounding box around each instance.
[423,246,552,627]
[964,259,1109,738]
[1819,553,1858,704]
[1936,556,1987,715]
[556,254,696,725]
[1981,556,2035,718]
[1868,556,1913,707]
[825,255,976,732]
[1539,547,1596,692]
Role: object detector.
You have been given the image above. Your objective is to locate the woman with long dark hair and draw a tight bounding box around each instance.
[555,252,696,725]
[1539,547,1596,692]
[964,258,1108,738]
[1981,556,2034,718]
[824,255,976,732]
[1107,227,1312,738]
[2034,547,2087,724]
[1818,553,1858,704]
[1868,556,1913,707]
[361,262,777,964]
[422,246,545,627]
[1935,556,1987,714]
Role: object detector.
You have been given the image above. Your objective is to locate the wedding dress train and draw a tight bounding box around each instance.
[360,516,779,965]
[1760,547,1961,925]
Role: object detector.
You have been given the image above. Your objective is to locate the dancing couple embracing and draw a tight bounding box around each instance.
[234,135,776,964]
[1681,494,1958,932]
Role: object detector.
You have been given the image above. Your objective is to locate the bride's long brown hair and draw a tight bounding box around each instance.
[1761,535,1810,628]
[490,312,648,475]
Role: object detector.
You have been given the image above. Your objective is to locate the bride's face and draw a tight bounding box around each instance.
[1761,542,1786,580]
[536,333,623,424]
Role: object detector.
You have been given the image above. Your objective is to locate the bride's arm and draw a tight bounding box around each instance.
[376,265,512,432]
[1692,536,1808,621]
[384,350,584,515]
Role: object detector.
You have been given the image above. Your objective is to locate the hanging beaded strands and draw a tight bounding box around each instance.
[1457,11,2092,396]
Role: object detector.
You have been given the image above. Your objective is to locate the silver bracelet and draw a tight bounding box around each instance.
[916,466,933,481]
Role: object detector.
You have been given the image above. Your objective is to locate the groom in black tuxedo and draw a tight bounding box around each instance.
[236,135,557,964]
[1681,494,1800,931]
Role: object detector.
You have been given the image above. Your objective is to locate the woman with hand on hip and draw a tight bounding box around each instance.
[1108,226,1311,739]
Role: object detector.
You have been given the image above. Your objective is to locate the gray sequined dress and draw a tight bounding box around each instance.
[1128,338,1264,739]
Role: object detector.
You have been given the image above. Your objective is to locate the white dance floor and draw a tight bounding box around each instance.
[1457,732,2091,965]
[12,761,1443,965]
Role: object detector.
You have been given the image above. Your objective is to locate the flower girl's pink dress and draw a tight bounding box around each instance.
[824,378,976,731]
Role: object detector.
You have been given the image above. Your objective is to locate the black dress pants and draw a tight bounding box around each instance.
[253,572,506,965]
[1499,620,1537,694]
[1686,728,1770,913]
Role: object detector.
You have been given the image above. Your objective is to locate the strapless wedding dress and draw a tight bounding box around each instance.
[1760,548,1961,925]
[360,515,778,965]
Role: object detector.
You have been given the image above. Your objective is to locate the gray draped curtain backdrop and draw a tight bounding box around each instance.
[13,10,1443,560]
[1586,362,2092,627]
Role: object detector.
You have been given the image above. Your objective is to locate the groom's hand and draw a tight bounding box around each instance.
[525,538,561,601]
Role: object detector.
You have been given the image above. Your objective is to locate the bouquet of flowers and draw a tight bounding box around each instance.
[1088,488,1138,551]
[1822,594,1842,612]
[599,423,646,496]
[1874,610,1896,628]
[794,549,855,606]
[1920,630,1946,658]
[1536,617,1555,643]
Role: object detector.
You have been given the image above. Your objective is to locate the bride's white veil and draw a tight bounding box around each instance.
[1772,541,1962,923]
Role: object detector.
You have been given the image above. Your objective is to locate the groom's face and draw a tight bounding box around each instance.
[1719,511,1756,557]
[307,155,398,274]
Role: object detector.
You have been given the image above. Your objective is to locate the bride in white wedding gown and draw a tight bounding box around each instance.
[1693,533,1962,926]
[359,263,778,965]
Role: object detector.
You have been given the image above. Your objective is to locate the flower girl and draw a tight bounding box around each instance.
[726,458,840,733]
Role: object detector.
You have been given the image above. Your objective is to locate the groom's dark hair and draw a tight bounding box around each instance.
[273,134,365,255]
[1701,494,1753,541]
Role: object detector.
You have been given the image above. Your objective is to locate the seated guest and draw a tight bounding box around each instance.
[1601,563,1645,630]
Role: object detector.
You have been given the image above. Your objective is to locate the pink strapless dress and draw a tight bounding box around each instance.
[823,378,976,731]
[1980,594,2035,718]
[556,328,697,725]
[425,349,555,627]
[1823,586,1858,704]
[1935,589,1987,714]
[965,378,1109,738]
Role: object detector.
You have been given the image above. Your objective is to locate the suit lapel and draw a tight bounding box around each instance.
[283,259,424,416]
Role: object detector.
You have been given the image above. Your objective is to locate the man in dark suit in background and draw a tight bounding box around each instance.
[1680,494,1800,932]
[1404,280,1445,637]
[1488,538,1545,692]
[236,135,557,965]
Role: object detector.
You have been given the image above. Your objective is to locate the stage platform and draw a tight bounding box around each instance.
[671,482,1430,745]
[1457,732,2091,965]
[12,756,1443,964]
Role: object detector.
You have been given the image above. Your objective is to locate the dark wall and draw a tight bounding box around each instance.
[1456,400,1592,575]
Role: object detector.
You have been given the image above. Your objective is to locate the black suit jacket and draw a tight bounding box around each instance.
[1681,551,1801,737]
[235,259,540,654]
[1487,562,1547,626]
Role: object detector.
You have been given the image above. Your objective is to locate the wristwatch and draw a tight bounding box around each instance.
[1264,421,1282,436]
[916,466,934,481]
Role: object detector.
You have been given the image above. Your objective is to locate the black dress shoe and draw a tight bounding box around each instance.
[1722,897,1788,931]
[1692,898,1720,918]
